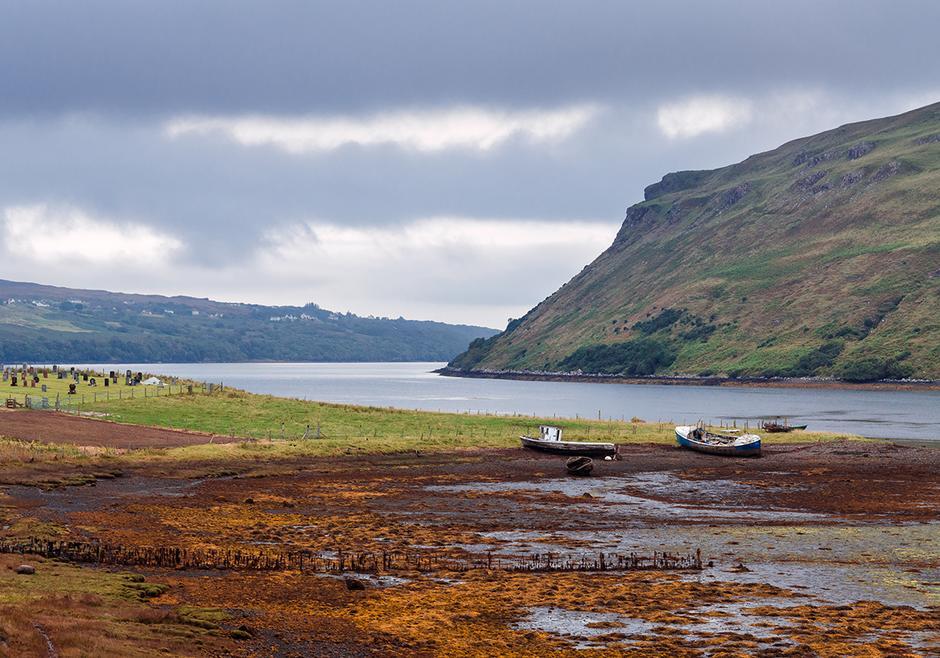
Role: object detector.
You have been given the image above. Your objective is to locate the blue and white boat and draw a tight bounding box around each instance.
[675,425,761,457]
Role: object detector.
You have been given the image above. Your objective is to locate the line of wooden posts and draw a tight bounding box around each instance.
[0,537,703,574]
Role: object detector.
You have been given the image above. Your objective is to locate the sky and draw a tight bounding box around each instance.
[0,1,938,328]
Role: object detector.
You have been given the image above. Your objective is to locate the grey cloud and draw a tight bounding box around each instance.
[0,1,938,117]
[0,1,938,324]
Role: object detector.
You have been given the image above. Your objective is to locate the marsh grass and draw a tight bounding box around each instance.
[0,555,232,656]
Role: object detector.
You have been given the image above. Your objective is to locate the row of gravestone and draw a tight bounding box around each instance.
[3,365,154,390]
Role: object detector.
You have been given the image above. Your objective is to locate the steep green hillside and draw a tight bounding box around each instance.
[451,102,940,382]
[0,280,496,363]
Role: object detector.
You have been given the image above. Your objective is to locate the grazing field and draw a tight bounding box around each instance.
[79,388,861,450]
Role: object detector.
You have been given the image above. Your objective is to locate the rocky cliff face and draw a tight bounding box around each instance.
[450,102,940,381]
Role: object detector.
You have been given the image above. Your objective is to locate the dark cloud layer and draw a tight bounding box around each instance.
[0,1,937,325]
[1,1,938,115]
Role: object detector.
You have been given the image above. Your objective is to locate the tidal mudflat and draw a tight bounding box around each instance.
[2,432,937,656]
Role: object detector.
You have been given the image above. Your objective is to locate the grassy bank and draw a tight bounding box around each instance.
[0,389,867,483]
[86,388,859,452]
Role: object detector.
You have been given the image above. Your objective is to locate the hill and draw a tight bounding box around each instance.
[449,102,940,382]
[0,279,497,363]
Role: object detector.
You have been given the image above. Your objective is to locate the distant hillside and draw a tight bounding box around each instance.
[450,102,940,382]
[0,280,497,363]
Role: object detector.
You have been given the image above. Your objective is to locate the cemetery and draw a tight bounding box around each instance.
[1,364,198,410]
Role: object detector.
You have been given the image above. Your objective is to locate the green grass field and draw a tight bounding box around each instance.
[83,388,862,455]
[0,383,868,486]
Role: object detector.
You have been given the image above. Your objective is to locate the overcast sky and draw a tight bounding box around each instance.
[1,1,938,328]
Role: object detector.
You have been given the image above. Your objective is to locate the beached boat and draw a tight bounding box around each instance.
[761,420,807,433]
[675,425,761,457]
[520,425,617,457]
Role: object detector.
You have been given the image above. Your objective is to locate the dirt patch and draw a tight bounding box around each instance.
[0,409,234,448]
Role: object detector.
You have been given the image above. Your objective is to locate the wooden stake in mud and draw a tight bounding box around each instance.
[0,537,705,575]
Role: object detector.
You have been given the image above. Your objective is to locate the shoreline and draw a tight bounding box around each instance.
[436,366,940,392]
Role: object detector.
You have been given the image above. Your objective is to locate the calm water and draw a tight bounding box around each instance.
[79,362,940,441]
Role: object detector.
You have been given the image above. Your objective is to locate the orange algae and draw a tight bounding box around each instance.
[4,442,939,656]
[147,568,938,656]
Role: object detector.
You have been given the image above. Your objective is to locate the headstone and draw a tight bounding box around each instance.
[89,377,96,387]
[103,378,109,387]
[68,383,77,395]
[11,375,17,387]
[82,372,89,382]
[41,384,47,393]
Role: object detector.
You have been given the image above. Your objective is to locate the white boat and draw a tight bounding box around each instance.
[675,425,761,457]
[520,425,617,457]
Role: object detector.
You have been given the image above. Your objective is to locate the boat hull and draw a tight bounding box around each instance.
[763,423,806,434]
[520,436,617,457]
[674,427,761,457]
[762,424,807,433]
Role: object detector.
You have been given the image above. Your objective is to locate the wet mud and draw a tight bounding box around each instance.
[2,440,938,655]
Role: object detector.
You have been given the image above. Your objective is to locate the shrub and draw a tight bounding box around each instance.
[633,308,684,335]
[448,335,496,369]
[680,324,716,342]
[559,338,676,376]
[790,340,845,376]
[837,356,912,382]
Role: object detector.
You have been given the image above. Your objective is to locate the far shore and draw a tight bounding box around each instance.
[436,366,940,392]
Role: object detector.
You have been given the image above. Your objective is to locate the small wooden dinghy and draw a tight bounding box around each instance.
[675,425,761,457]
[761,420,807,433]
[520,425,617,458]
[565,456,594,476]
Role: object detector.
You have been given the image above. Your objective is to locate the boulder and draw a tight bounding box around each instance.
[344,577,366,591]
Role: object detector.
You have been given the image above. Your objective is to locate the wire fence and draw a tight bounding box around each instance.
[3,382,214,411]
